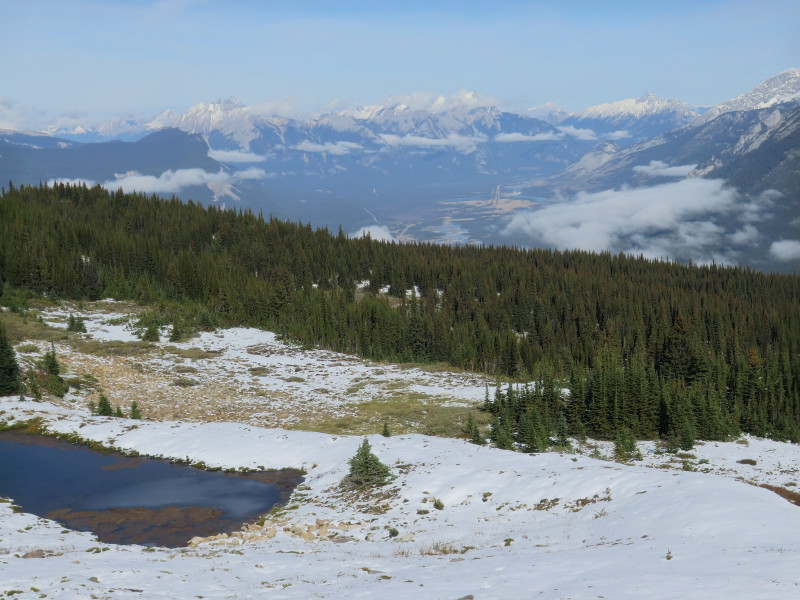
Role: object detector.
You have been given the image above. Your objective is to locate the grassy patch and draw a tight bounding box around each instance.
[171,377,200,387]
[0,312,70,344]
[72,338,154,357]
[289,395,490,438]
[248,366,271,376]
[163,346,220,360]
[64,373,100,391]
[0,417,44,434]
[15,343,41,353]
[174,365,198,374]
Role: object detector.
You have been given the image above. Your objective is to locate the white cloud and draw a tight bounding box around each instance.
[46,177,96,187]
[633,160,697,178]
[234,167,268,180]
[729,224,760,245]
[557,125,597,140]
[381,90,499,114]
[770,239,800,262]
[380,133,486,154]
[294,140,362,155]
[208,149,267,163]
[606,130,631,140]
[48,167,266,196]
[494,132,563,143]
[351,225,395,242]
[502,178,769,264]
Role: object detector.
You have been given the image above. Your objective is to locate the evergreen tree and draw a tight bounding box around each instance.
[345,438,393,487]
[614,427,638,460]
[0,322,20,395]
[27,369,41,401]
[96,394,114,417]
[41,343,60,376]
[114,405,123,418]
[382,421,391,437]
[66,314,87,333]
[490,415,514,450]
[467,413,486,445]
[141,322,160,342]
[130,401,142,419]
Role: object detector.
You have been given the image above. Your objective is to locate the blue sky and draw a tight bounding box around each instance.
[3,0,798,126]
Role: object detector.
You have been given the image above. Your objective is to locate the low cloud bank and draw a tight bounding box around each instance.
[50,167,266,196]
[633,160,696,178]
[294,140,363,155]
[557,125,597,140]
[380,133,486,154]
[350,225,396,242]
[503,178,776,265]
[208,149,267,163]
[494,132,563,143]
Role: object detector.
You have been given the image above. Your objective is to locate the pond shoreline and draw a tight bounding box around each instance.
[0,430,304,548]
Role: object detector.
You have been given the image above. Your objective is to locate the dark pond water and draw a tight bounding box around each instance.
[0,432,303,547]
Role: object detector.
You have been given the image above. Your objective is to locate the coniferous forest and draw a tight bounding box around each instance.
[1,182,799,443]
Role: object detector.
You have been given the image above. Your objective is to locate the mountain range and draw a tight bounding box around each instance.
[1,69,798,271]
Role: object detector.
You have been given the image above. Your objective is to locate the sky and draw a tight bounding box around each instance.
[2,0,798,128]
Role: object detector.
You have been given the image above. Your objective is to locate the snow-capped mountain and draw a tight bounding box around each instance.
[3,69,798,271]
[697,68,800,124]
[559,93,701,144]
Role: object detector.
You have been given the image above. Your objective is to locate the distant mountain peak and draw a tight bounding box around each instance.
[698,68,800,124]
[572,94,698,121]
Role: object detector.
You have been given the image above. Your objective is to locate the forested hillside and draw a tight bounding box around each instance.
[1,182,798,442]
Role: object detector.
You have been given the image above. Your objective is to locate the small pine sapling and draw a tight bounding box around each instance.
[96,394,114,417]
[130,401,142,419]
[344,438,393,488]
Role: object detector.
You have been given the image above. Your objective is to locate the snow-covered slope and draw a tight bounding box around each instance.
[1,399,799,600]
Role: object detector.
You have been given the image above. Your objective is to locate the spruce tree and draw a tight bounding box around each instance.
[141,322,160,342]
[96,394,114,417]
[490,416,514,450]
[41,343,60,376]
[614,427,637,460]
[345,438,392,487]
[0,322,20,395]
[130,401,142,419]
[66,314,87,333]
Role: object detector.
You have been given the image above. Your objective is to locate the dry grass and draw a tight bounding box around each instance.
[758,483,800,507]
[72,338,154,357]
[419,541,474,555]
[162,346,220,360]
[0,312,70,344]
[289,394,489,438]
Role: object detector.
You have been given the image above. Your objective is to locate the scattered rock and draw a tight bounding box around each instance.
[22,549,45,559]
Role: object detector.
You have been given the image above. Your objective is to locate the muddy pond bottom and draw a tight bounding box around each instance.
[0,432,303,547]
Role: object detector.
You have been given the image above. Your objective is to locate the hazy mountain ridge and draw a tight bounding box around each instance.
[1,70,798,270]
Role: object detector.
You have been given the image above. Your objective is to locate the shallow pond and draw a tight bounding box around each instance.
[0,432,303,547]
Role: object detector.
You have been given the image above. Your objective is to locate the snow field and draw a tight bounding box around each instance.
[1,399,800,599]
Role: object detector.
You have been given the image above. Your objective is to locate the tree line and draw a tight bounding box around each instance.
[1,182,798,442]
